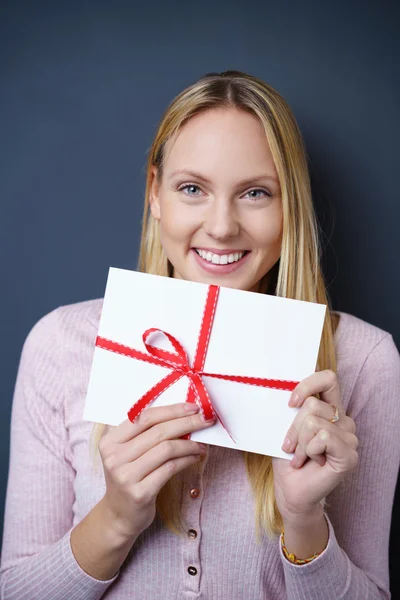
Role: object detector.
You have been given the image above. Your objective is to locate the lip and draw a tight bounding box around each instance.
[191,248,251,274]
[193,247,249,255]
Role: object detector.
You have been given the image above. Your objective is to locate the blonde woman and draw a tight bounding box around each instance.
[1,71,399,600]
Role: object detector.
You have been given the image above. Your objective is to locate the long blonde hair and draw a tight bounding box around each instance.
[90,70,337,539]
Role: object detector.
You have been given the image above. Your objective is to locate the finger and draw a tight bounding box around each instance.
[289,369,342,411]
[133,454,204,502]
[305,428,359,474]
[106,402,201,443]
[293,416,358,467]
[118,439,206,474]
[282,396,348,454]
[292,416,358,469]
[120,411,215,460]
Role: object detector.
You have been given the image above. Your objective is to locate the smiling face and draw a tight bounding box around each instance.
[149,107,283,292]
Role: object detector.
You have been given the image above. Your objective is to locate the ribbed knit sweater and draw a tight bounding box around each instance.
[1,299,399,600]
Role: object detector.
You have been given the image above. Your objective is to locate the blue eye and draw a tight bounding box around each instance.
[178,184,202,196]
[177,184,271,200]
[245,188,271,200]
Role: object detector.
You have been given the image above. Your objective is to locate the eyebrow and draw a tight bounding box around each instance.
[168,169,279,187]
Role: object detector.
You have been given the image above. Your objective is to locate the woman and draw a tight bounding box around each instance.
[1,71,399,600]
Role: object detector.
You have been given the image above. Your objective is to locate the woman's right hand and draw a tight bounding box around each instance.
[98,402,215,541]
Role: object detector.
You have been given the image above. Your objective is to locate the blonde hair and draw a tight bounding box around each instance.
[90,70,337,540]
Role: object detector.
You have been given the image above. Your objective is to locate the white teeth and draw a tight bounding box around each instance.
[195,249,245,265]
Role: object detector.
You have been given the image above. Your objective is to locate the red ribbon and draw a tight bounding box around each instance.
[95,285,299,442]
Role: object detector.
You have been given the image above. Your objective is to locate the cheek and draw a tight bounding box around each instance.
[159,198,200,244]
[247,209,283,249]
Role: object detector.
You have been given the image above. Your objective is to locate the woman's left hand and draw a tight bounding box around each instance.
[272,369,359,522]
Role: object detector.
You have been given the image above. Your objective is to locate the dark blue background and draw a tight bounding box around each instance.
[1,0,399,593]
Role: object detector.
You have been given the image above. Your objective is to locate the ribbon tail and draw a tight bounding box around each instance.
[182,397,236,445]
[127,370,184,423]
[213,408,237,445]
[190,374,216,422]
[189,374,237,445]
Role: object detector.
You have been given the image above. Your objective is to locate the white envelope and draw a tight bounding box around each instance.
[84,267,326,459]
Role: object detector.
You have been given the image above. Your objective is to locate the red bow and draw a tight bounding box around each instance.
[96,285,299,441]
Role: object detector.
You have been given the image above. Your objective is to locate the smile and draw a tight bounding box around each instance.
[194,249,248,265]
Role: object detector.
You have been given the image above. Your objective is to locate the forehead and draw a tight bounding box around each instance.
[162,108,277,180]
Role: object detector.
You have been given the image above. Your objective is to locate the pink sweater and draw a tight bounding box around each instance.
[1,298,399,600]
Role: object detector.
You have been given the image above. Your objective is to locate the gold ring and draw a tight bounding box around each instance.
[329,406,340,424]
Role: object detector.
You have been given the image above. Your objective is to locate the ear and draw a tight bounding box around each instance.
[149,165,161,221]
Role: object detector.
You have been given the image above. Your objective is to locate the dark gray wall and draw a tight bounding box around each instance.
[1,0,399,593]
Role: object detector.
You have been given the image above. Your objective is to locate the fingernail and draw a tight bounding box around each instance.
[198,443,207,452]
[184,403,199,413]
[290,393,300,407]
[282,437,292,452]
[290,455,300,468]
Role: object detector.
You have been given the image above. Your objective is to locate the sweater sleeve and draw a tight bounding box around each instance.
[279,333,400,600]
[0,308,119,600]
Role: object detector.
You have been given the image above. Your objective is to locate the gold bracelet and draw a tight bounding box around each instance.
[281,529,327,565]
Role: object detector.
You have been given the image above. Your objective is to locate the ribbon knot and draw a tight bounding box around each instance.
[180,364,195,376]
[95,284,300,443]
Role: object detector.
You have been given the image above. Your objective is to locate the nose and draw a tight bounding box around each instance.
[202,198,240,241]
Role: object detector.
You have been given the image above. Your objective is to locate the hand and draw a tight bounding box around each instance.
[272,369,359,523]
[99,402,214,540]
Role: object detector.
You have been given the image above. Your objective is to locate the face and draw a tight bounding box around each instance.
[149,107,283,292]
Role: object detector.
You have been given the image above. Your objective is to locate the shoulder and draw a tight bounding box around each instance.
[334,310,397,359]
[25,298,104,344]
[22,298,104,378]
[334,310,400,416]
[334,310,399,367]
[19,298,104,414]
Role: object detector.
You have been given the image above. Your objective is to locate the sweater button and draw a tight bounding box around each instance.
[188,529,197,539]
[188,566,198,576]
[190,488,200,499]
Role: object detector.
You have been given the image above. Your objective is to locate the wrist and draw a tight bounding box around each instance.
[70,498,138,581]
[99,496,141,546]
[281,510,328,562]
[281,503,325,530]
